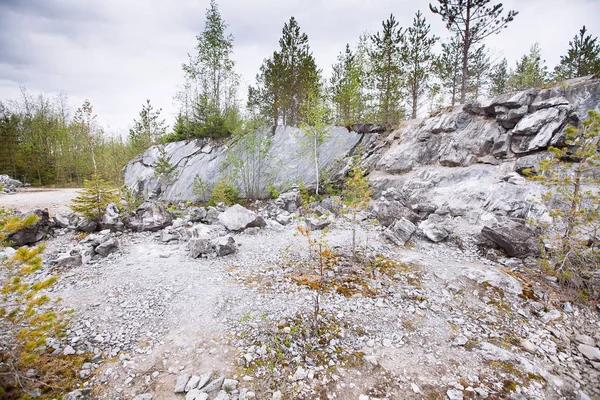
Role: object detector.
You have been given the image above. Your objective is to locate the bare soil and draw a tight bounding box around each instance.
[0,187,81,215]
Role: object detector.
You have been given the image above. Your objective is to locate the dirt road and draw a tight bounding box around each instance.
[0,188,81,215]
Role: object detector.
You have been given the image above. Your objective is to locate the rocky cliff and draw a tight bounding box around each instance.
[124,76,600,226]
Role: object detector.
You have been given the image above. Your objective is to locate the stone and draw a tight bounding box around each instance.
[446,389,464,400]
[373,199,419,226]
[185,375,201,391]
[95,238,119,257]
[186,390,208,400]
[481,219,540,258]
[352,123,386,134]
[213,236,237,257]
[200,376,224,393]
[133,395,152,400]
[305,218,330,231]
[384,218,416,246]
[102,203,122,230]
[197,371,212,390]
[55,253,83,268]
[272,391,282,400]
[218,204,266,232]
[53,213,71,228]
[419,214,449,243]
[76,218,98,233]
[204,207,221,224]
[63,389,90,400]
[574,334,595,346]
[125,203,173,232]
[189,234,212,258]
[175,373,191,393]
[276,190,302,212]
[188,207,207,222]
[576,391,593,400]
[6,209,51,246]
[511,106,569,153]
[292,367,307,381]
[213,391,230,400]
[63,346,76,355]
[222,379,238,390]
[578,344,600,361]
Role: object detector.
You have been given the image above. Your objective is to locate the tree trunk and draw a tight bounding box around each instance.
[460,1,472,104]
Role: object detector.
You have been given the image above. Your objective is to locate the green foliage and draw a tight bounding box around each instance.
[249,16,321,128]
[129,99,167,153]
[70,174,120,222]
[402,10,438,119]
[176,0,241,139]
[192,174,212,202]
[430,0,518,104]
[267,184,280,199]
[0,213,83,398]
[342,164,374,258]
[434,34,463,106]
[507,43,549,91]
[300,92,330,196]
[210,177,239,206]
[119,185,144,215]
[489,58,509,96]
[225,130,273,199]
[154,147,178,186]
[527,110,600,291]
[370,14,405,127]
[554,26,600,81]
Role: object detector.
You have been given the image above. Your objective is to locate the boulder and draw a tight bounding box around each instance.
[188,207,207,223]
[95,238,119,257]
[218,204,266,232]
[102,203,123,231]
[352,123,386,134]
[320,196,343,214]
[384,218,416,246]
[0,175,23,194]
[418,214,449,242]
[373,199,419,227]
[275,190,302,213]
[125,203,173,232]
[53,213,72,229]
[189,234,212,258]
[481,219,540,258]
[203,207,221,225]
[76,218,98,233]
[213,236,237,256]
[6,209,51,246]
[305,218,330,231]
[54,251,83,268]
[511,106,570,153]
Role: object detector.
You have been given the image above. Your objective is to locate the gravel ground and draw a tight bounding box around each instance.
[0,187,81,214]
[39,216,600,400]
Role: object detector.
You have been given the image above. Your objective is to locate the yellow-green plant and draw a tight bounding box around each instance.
[71,174,120,222]
[342,164,374,258]
[0,211,82,398]
[210,177,239,206]
[527,110,600,290]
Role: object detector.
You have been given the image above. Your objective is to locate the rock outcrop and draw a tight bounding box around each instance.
[123,126,365,201]
[0,175,23,194]
[6,209,51,246]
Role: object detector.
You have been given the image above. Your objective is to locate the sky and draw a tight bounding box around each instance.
[1,0,599,135]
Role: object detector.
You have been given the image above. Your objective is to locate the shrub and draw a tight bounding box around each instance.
[154,147,178,186]
[0,212,82,398]
[342,163,374,258]
[210,177,239,206]
[192,174,212,203]
[527,110,600,293]
[70,174,120,222]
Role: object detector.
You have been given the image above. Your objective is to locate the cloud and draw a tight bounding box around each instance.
[0,0,599,133]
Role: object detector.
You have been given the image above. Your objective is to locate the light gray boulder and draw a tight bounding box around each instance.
[213,236,237,257]
[95,238,119,257]
[218,204,266,232]
[53,213,71,228]
[305,218,330,231]
[418,214,449,242]
[275,190,302,213]
[102,203,123,231]
[372,199,419,227]
[384,218,416,246]
[125,203,173,232]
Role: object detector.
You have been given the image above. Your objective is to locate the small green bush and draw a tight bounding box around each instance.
[210,177,239,206]
[192,174,212,202]
[70,174,120,222]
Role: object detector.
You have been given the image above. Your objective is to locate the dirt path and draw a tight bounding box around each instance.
[0,187,81,215]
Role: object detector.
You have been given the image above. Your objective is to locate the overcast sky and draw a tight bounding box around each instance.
[1,0,599,134]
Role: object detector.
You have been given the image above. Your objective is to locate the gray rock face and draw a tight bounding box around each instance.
[578,344,600,361]
[481,219,540,258]
[53,213,72,229]
[123,126,363,201]
[6,209,51,246]
[125,203,173,232]
[0,174,23,194]
[373,198,419,227]
[218,204,266,232]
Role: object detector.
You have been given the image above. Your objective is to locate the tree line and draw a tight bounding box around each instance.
[1,0,599,186]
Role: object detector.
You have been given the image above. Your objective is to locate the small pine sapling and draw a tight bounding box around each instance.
[71,174,120,222]
[154,147,178,186]
[527,110,600,291]
[342,164,374,259]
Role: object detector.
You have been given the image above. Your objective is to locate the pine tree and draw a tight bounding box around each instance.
[467,45,491,100]
[507,43,548,91]
[489,58,509,96]
[129,99,166,152]
[434,34,463,106]
[430,0,518,104]
[178,0,240,138]
[70,174,120,221]
[250,17,321,128]
[401,10,438,119]
[370,14,405,127]
[330,44,365,126]
[554,26,600,81]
